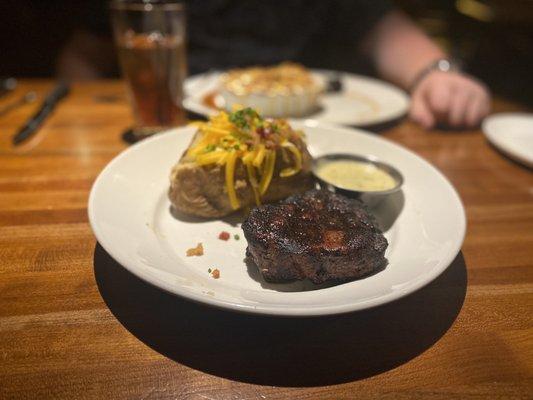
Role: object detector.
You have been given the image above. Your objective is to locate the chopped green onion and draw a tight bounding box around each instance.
[234,234,240,240]
[204,144,216,153]
[229,107,263,129]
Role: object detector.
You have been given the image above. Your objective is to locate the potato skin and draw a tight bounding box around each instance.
[168,135,314,218]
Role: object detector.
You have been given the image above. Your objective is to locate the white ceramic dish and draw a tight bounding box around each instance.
[88,122,465,316]
[482,113,533,168]
[219,72,325,118]
[183,70,410,126]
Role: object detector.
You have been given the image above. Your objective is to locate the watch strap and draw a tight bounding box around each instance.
[409,58,461,92]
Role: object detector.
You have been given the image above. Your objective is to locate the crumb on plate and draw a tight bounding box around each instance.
[186,243,204,257]
[218,231,230,241]
[211,269,220,279]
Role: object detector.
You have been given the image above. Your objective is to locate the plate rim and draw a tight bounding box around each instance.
[88,122,466,316]
[183,69,410,126]
[482,112,533,168]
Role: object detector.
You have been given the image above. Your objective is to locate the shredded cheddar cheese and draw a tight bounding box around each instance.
[187,107,304,209]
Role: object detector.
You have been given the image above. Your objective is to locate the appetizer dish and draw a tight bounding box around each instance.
[219,62,325,118]
[242,189,388,284]
[169,107,314,217]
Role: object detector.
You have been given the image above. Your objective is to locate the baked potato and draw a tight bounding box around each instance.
[169,108,314,218]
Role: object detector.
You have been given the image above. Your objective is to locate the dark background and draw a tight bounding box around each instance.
[1,0,532,105]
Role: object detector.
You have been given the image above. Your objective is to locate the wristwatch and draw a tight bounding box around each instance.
[409,58,461,92]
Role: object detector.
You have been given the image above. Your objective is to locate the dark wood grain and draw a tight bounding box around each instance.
[0,80,532,399]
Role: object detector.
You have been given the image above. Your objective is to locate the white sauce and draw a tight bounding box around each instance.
[316,160,396,191]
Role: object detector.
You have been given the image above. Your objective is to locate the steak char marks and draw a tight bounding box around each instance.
[242,189,388,284]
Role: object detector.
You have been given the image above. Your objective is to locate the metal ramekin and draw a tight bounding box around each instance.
[312,153,404,208]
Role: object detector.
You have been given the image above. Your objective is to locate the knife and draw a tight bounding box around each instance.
[12,82,70,145]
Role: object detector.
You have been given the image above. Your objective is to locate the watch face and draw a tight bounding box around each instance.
[436,59,453,72]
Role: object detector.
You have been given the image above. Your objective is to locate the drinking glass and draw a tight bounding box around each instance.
[110,0,187,138]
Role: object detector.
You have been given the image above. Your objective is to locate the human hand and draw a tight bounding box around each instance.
[409,71,491,129]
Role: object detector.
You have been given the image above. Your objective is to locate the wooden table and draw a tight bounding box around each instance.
[1,80,531,399]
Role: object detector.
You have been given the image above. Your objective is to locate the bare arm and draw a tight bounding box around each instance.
[364,10,490,129]
[365,10,445,89]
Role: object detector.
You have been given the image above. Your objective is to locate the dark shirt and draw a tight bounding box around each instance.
[0,0,392,77]
[185,0,392,74]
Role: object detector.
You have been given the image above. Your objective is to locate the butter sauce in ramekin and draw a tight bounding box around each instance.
[312,153,403,207]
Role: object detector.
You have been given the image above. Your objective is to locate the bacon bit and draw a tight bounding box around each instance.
[218,231,230,241]
[186,243,204,257]
[264,139,275,149]
[256,126,269,139]
[211,269,220,279]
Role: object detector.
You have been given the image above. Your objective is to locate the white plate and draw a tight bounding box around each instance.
[183,70,410,126]
[88,122,465,316]
[483,113,533,168]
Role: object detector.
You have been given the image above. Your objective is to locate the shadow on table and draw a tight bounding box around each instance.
[94,244,467,387]
[353,115,407,133]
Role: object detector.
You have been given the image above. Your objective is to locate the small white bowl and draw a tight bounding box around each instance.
[219,73,325,118]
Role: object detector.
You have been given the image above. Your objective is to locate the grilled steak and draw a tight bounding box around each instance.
[242,189,388,284]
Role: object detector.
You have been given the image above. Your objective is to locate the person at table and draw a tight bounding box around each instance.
[57,0,491,129]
